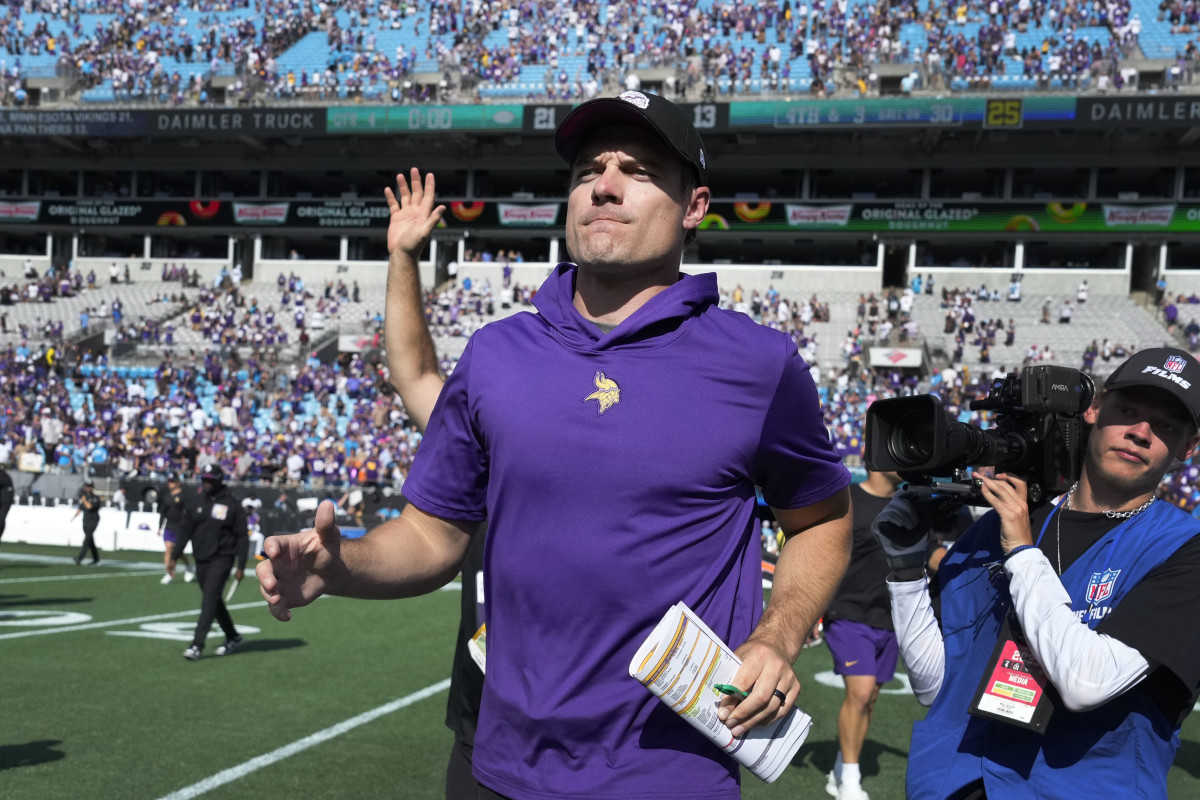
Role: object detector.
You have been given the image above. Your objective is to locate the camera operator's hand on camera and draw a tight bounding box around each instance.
[871,489,936,572]
[978,473,1033,555]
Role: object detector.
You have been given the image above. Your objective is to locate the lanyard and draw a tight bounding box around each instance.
[1033,501,1127,576]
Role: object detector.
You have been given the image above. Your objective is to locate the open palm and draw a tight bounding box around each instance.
[384,167,446,257]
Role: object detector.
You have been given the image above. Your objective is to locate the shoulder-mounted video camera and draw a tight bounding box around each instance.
[863,365,1095,507]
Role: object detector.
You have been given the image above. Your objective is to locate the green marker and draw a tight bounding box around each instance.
[713,683,749,698]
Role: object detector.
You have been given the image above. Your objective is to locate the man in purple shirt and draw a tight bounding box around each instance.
[258,93,852,800]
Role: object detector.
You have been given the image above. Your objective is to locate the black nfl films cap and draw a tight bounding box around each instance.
[554,91,709,186]
[1104,347,1200,427]
[199,463,225,482]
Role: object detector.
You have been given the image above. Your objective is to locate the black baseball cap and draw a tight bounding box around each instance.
[83,479,94,487]
[199,463,224,482]
[554,91,709,186]
[1104,347,1200,427]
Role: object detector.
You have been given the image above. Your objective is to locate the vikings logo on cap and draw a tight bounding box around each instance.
[618,90,650,109]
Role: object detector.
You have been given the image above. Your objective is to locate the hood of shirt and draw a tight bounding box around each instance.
[531,263,717,352]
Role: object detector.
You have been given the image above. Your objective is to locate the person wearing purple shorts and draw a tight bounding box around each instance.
[157,474,193,584]
[258,92,853,800]
[824,470,903,800]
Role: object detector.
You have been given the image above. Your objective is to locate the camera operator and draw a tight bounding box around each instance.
[874,347,1200,800]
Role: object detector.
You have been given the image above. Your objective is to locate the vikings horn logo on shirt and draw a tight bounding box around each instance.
[584,371,621,414]
[1086,568,1121,603]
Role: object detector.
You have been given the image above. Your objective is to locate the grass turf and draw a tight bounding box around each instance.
[2,543,1199,799]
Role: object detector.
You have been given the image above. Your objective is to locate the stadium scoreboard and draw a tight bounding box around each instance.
[2,95,1199,140]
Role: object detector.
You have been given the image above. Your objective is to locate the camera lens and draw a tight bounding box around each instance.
[886,417,936,467]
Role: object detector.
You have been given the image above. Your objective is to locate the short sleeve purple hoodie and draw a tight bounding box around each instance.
[404,264,849,800]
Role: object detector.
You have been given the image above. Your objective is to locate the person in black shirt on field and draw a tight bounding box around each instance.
[0,466,13,546]
[823,469,904,800]
[157,473,194,585]
[70,480,102,565]
[170,464,249,661]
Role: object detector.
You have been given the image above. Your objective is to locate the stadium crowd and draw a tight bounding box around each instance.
[0,0,1194,106]
[0,340,427,492]
[2,259,1197,521]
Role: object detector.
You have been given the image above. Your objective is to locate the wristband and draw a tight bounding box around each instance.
[1003,544,1037,561]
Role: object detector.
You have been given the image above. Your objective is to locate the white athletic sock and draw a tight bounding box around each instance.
[841,763,862,787]
[833,752,844,782]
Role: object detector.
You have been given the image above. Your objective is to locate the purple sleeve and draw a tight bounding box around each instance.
[754,345,850,510]
[400,339,489,522]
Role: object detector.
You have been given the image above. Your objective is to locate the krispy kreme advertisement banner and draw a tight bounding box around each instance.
[698,201,1200,233]
[10,199,1200,232]
[26,200,394,228]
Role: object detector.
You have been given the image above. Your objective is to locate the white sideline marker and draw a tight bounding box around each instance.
[0,602,266,640]
[155,678,452,800]
[0,571,162,585]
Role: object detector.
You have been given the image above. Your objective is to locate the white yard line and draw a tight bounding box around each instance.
[0,601,267,640]
[0,552,162,570]
[0,571,162,585]
[155,679,452,800]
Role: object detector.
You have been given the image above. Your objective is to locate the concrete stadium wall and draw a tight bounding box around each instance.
[456,261,884,295]
[4,504,179,554]
[1163,270,1200,299]
[74,256,228,284]
[692,263,882,295]
[455,261,555,289]
[917,267,1130,297]
[255,258,390,287]
[1,254,51,274]
[53,254,1171,300]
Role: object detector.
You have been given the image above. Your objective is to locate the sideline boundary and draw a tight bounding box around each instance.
[155,679,452,800]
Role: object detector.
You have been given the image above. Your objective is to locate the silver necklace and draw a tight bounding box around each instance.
[1055,482,1156,575]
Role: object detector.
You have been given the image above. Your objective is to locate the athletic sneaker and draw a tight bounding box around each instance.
[89,560,102,566]
[160,573,173,585]
[182,645,203,661]
[838,785,870,800]
[826,770,870,800]
[72,556,82,565]
[183,570,195,583]
[215,636,244,656]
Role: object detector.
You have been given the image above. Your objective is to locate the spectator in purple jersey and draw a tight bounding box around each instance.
[258,94,852,800]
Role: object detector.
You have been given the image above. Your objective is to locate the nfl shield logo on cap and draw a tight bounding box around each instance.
[1165,354,1186,374]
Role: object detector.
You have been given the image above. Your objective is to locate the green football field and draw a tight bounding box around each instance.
[4,543,1200,799]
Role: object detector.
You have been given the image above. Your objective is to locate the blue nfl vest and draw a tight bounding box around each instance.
[907,501,1198,799]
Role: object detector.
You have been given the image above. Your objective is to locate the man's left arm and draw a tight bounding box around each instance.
[719,488,852,736]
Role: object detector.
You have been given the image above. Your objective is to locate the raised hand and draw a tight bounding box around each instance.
[257,500,344,622]
[978,472,1033,554]
[384,167,446,259]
